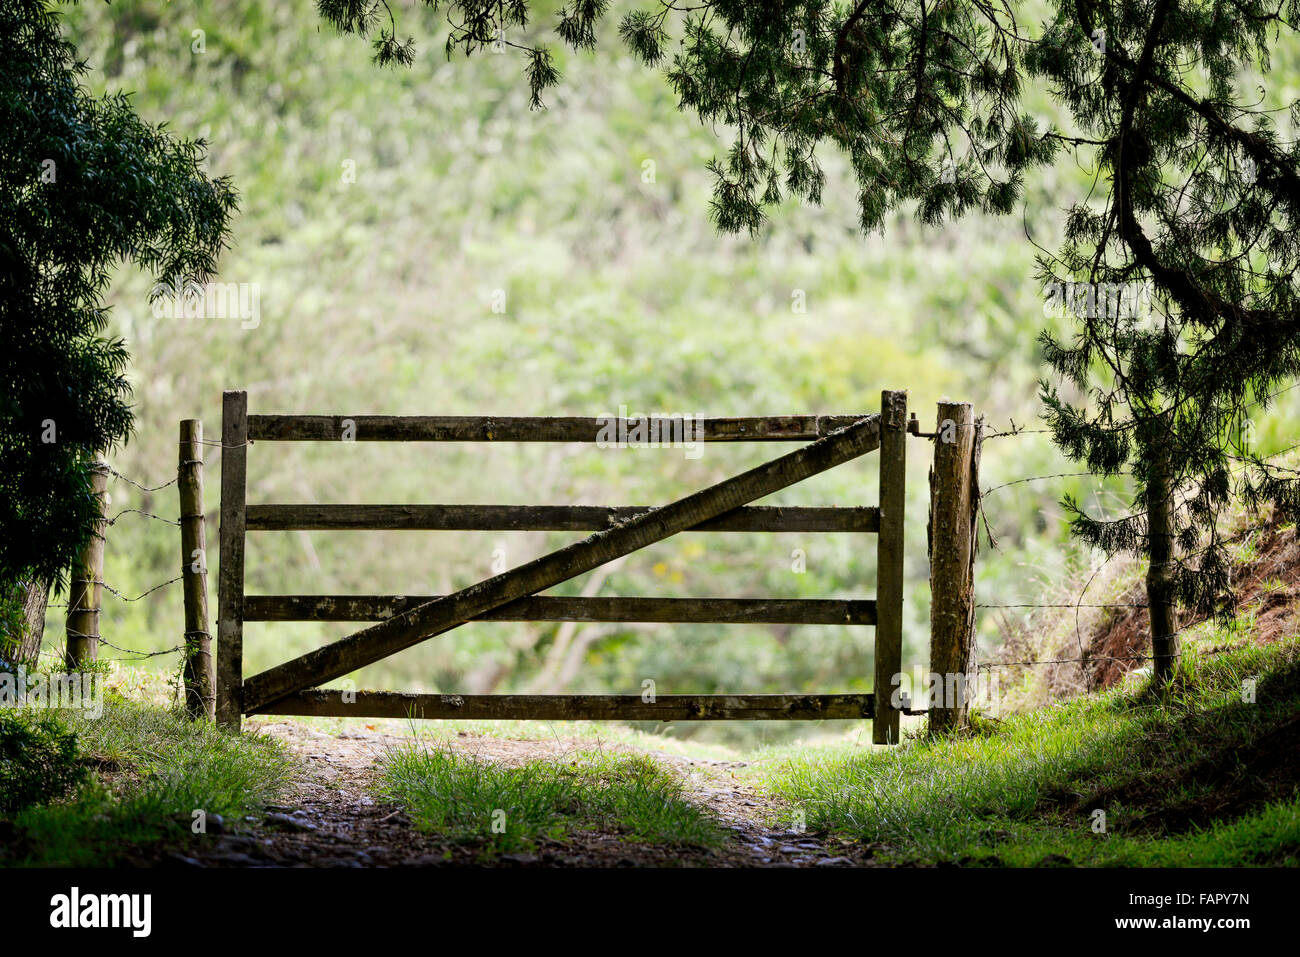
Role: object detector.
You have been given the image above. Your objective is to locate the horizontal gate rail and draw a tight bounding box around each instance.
[239,414,883,714]
[245,503,880,533]
[244,595,877,625]
[254,690,875,721]
[248,413,871,443]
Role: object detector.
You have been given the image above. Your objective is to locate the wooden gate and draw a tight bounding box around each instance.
[216,390,908,743]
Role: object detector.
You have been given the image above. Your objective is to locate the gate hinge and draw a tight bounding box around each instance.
[895,693,929,716]
[907,412,936,439]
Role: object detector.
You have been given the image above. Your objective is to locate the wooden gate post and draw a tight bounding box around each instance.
[873,390,907,744]
[216,392,248,730]
[928,401,981,734]
[179,419,215,720]
[65,462,109,670]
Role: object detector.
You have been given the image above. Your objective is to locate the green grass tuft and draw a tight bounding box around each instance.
[4,700,293,867]
[382,743,724,855]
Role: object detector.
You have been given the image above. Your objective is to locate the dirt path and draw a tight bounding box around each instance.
[157,721,892,868]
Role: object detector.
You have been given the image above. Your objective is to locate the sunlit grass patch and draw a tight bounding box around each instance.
[381,743,724,855]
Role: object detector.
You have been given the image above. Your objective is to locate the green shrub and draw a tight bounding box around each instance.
[0,711,87,817]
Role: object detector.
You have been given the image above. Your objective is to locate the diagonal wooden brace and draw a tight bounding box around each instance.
[241,414,882,714]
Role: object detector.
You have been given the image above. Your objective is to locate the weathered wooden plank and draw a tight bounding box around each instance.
[216,391,248,731]
[928,402,980,734]
[179,419,214,721]
[241,415,882,713]
[245,503,880,533]
[244,595,878,625]
[252,690,875,721]
[247,414,871,443]
[873,390,907,745]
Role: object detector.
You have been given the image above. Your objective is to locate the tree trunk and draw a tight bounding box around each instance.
[1146,440,1180,682]
[65,463,108,671]
[14,575,50,666]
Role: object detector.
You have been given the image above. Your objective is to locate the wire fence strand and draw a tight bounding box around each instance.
[107,507,179,528]
[104,465,177,493]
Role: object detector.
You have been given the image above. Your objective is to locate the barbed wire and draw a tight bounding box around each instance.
[1247,379,1300,410]
[106,507,179,528]
[61,628,184,662]
[1225,439,1300,475]
[101,576,183,602]
[976,601,1148,609]
[103,465,177,493]
[981,470,1124,496]
[976,625,1226,671]
[50,575,183,608]
[979,382,1300,443]
[977,652,1160,669]
[983,426,1053,439]
[979,433,1297,498]
[96,636,185,661]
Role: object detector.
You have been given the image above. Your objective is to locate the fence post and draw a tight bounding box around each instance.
[216,391,248,731]
[928,402,981,734]
[179,419,215,720]
[65,461,109,670]
[873,390,907,744]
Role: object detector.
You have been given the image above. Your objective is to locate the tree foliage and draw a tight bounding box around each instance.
[0,0,237,587]
[1030,0,1300,619]
[319,0,1300,620]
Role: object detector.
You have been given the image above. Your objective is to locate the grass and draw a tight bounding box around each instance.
[759,640,1300,866]
[381,742,725,855]
[4,698,293,867]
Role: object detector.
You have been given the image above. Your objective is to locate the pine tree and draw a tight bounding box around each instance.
[320,0,1300,680]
